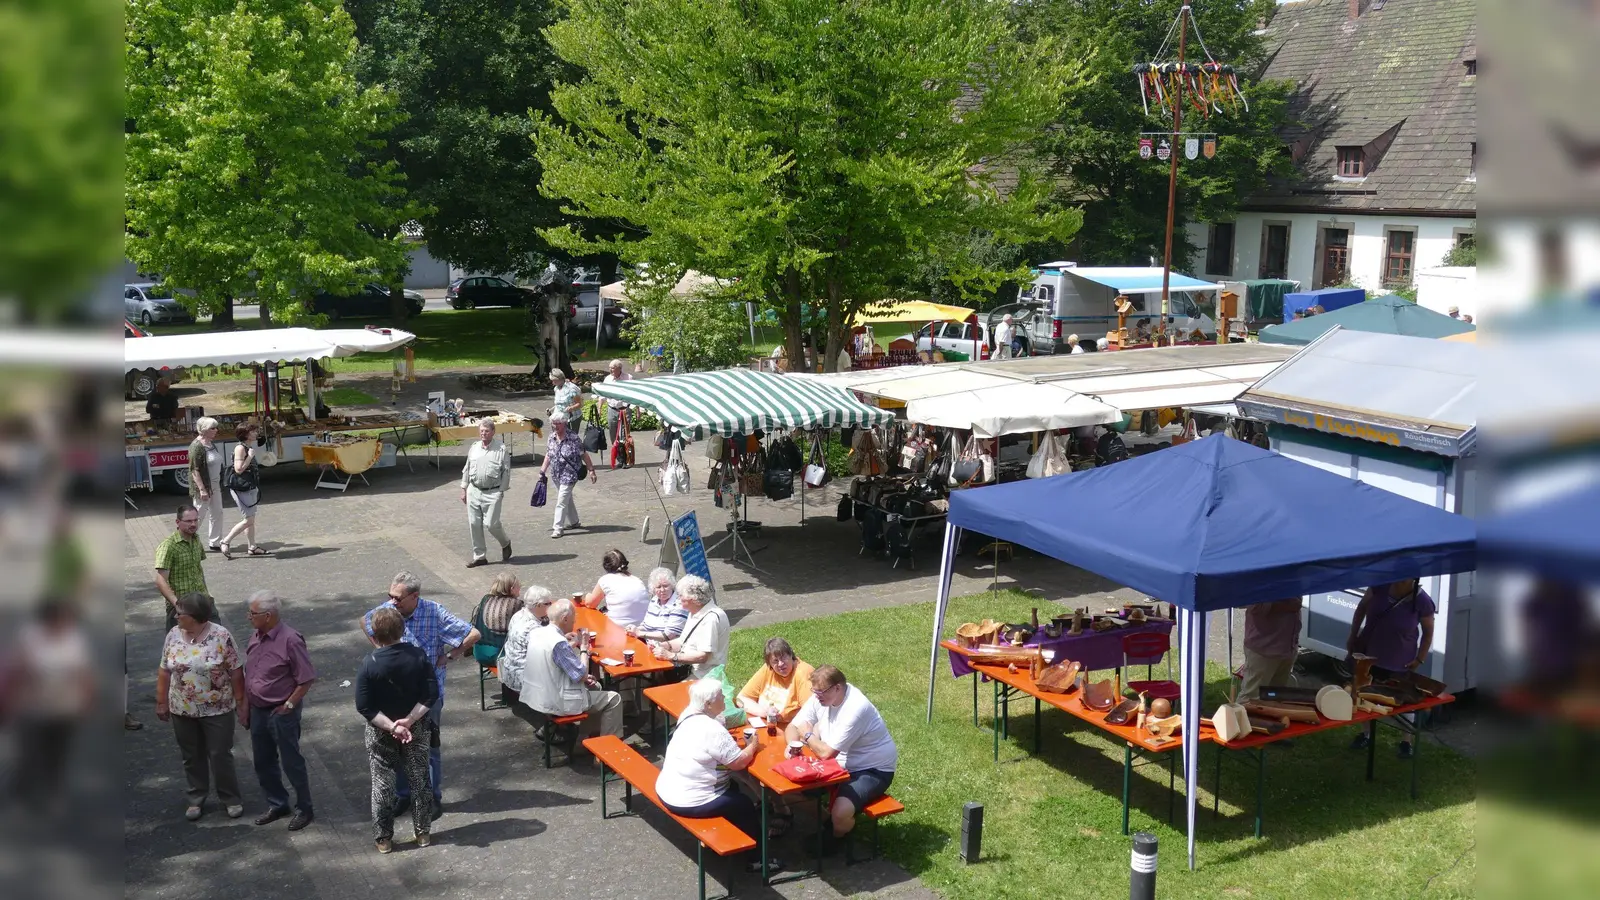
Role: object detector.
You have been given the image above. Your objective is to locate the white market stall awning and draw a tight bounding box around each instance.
[1065,267,1219,295]
[905,383,1121,438]
[124,326,415,372]
[590,367,894,436]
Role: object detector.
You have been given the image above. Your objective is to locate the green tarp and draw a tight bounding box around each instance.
[1257,295,1476,346]
[1233,279,1297,321]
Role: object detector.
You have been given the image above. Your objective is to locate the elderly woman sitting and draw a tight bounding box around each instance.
[735,637,815,727]
[649,575,728,679]
[581,548,650,628]
[499,585,554,709]
[626,567,688,642]
[472,572,524,668]
[656,678,782,873]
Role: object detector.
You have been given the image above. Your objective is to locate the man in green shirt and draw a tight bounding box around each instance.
[154,504,207,631]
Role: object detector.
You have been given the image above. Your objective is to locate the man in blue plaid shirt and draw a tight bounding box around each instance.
[361,570,480,820]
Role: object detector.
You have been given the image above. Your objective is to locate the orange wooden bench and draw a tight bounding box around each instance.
[845,794,905,863]
[583,735,757,900]
[530,711,587,768]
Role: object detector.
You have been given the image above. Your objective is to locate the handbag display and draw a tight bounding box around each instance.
[836,495,853,521]
[763,468,795,501]
[705,433,726,461]
[530,475,548,507]
[582,406,608,453]
[772,754,846,785]
[770,433,805,471]
[847,427,886,477]
[1025,434,1070,480]
[660,442,690,496]
[804,431,831,487]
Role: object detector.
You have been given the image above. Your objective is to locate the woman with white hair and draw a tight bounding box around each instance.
[626,567,688,642]
[602,359,632,468]
[548,368,583,430]
[187,417,226,549]
[648,575,728,679]
[1066,333,1084,354]
[499,585,554,708]
[655,678,782,873]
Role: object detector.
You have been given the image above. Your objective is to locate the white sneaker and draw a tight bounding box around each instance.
[550,528,563,539]
[226,805,244,819]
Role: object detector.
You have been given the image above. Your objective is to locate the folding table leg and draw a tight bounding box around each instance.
[1167,753,1175,825]
[972,674,979,728]
[760,783,771,885]
[1255,748,1267,838]
[1365,720,1378,781]
[1212,746,1223,819]
[1122,742,1132,835]
[992,679,1001,762]
[1410,721,1421,800]
[1034,696,1041,753]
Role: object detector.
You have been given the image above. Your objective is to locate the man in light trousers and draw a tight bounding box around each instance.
[460,420,513,567]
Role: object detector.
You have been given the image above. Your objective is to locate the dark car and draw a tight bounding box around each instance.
[446,275,534,309]
[310,283,425,320]
[567,289,630,343]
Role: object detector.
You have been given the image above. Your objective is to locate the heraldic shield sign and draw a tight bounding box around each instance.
[1156,138,1171,161]
[1185,137,1199,160]
[1203,136,1217,158]
[1139,137,1153,159]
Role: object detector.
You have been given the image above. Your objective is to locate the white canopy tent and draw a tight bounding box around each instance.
[905,383,1120,438]
[124,326,415,418]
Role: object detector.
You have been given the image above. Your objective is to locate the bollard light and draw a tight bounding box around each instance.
[959,802,983,863]
[1130,831,1157,900]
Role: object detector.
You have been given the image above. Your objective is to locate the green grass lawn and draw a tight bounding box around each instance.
[725,591,1475,900]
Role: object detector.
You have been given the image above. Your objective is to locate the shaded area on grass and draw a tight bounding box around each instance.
[724,590,1476,900]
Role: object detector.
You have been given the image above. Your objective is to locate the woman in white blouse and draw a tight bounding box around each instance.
[649,575,728,678]
[580,548,651,627]
[655,678,781,873]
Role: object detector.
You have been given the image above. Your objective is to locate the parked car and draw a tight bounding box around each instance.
[124,319,187,399]
[902,320,994,360]
[310,283,425,320]
[567,289,631,343]
[124,282,194,326]
[446,275,535,309]
[984,303,1042,356]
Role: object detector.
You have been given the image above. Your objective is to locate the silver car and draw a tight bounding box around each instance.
[124,283,194,325]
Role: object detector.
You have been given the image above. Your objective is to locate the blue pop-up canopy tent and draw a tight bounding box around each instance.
[1480,484,1600,584]
[925,434,1476,869]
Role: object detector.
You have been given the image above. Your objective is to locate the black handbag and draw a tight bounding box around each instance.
[770,435,804,471]
[764,468,795,500]
[884,514,913,559]
[582,405,608,452]
[951,458,981,487]
[836,495,853,521]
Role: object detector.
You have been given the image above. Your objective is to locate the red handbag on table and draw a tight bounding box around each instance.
[773,754,846,785]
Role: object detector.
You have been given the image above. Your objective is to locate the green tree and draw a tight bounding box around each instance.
[532,0,1084,370]
[346,0,582,292]
[623,275,754,373]
[125,0,413,326]
[0,0,122,321]
[1017,0,1292,272]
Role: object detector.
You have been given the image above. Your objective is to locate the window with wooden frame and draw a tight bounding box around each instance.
[1205,223,1235,276]
[1383,228,1416,286]
[1336,147,1365,178]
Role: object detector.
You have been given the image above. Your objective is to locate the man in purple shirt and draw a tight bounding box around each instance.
[1347,578,1436,758]
[244,590,317,830]
[1240,598,1303,701]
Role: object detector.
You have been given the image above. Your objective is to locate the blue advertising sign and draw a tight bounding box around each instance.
[672,511,713,588]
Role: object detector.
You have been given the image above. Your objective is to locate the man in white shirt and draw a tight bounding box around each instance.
[993,314,1016,359]
[459,420,512,567]
[602,359,632,466]
[786,664,898,846]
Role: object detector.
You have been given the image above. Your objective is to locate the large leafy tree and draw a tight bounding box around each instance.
[1016,0,1291,271]
[125,0,412,326]
[533,0,1085,370]
[0,0,121,321]
[345,0,577,285]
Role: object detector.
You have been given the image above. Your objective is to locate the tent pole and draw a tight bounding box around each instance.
[927,523,961,724]
[1178,606,1207,871]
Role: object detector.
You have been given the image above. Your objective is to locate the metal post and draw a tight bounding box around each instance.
[1130,831,1158,900]
[1159,5,1190,331]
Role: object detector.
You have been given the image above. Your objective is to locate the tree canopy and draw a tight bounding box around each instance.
[1017,0,1292,270]
[125,0,412,325]
[532,0,1085,369]
[346,0,576,279]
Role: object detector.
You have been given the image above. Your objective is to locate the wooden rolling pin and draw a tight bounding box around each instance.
[1243,699,1320,725]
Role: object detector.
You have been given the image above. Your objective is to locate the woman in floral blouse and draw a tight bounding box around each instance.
[156,592,247,822]
[538,414,597,539]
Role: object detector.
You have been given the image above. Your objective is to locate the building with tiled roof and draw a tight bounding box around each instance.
[1189,0,1476,295]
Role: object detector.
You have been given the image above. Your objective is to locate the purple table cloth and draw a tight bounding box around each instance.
[947,618,1176,677]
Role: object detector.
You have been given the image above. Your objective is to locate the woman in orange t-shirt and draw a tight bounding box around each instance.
[735,637,814,726]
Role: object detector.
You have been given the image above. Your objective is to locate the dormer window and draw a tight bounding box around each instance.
[1337,146,1365,177]
[1464,59,1476,76]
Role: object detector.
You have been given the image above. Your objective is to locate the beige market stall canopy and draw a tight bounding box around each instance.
[801,342,1296,436]
[124,326,414,371]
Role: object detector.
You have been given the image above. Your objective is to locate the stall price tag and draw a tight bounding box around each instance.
[672,511,714,593]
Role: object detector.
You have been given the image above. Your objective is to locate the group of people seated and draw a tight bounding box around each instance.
[470,547,898,871]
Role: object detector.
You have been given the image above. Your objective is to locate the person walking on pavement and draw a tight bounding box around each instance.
[460,419,513,567]
[243,590,317,831]
[187,417,226,550]
[359,571,479,821]
[154,504,208,632]
[538,415,597,539]
[549,368,584,430]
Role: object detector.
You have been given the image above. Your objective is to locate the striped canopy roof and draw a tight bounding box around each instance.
[590,368,894,436]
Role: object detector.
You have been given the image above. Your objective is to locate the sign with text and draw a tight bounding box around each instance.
[672,511,714,590]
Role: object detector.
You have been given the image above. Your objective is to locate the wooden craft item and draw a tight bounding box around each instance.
[964,646,1042,668]
[955,619,1002,647]
[1258,685,1321,705]
[1149,697,1172,719]
[1351,654,1376,695]
[1315,684,1354,721]
[1035,659,1081,695]
[1082,677,1118,711]
[1243,699,1320,725]
[1247,714,1288,736]
[1400,672,1446,697]
[1104,697,1141,725]
[1355,699,1393,715]
[1145,714,1182,739]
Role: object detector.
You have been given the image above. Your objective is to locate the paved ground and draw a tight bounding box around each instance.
[122,372,1481,900]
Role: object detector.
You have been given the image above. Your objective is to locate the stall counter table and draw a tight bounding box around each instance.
[643,680,849,887]
[429,413,542,468]
[300,438,382,491]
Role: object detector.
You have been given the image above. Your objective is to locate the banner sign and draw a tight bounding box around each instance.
[672,511,714,587]
[1138,137,1153,159]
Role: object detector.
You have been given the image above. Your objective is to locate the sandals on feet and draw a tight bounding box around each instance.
[219,542,233,560]
[246,546,270,556]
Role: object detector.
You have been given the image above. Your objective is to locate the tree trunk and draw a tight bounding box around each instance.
[212,296,235,328]
[258,302,273,327]
[822,274,844,373]
[782,268,804,372]
[389,284,409,325]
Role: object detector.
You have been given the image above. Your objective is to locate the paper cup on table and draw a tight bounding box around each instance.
[742,727,756,746]
[623,649,635,666]
[787,740,804,758]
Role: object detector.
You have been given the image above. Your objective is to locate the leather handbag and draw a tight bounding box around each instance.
[582,406,608,452]
[705,433,726,461]
[804,432,831,487]
[764,468,795,500]
[836,495,853,521]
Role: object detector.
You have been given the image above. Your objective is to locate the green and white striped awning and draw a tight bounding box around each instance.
[590,368,895,436]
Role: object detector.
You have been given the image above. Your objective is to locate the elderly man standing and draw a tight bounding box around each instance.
[244,590,317,830]
[360,571,479,820]
[518,599,622,742]
[154,504,207,631]
[459,419,512,568]
[993,314,1016,359]
[145,377,180,420]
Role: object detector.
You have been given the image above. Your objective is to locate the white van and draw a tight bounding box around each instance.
[1019,263,1220,352]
